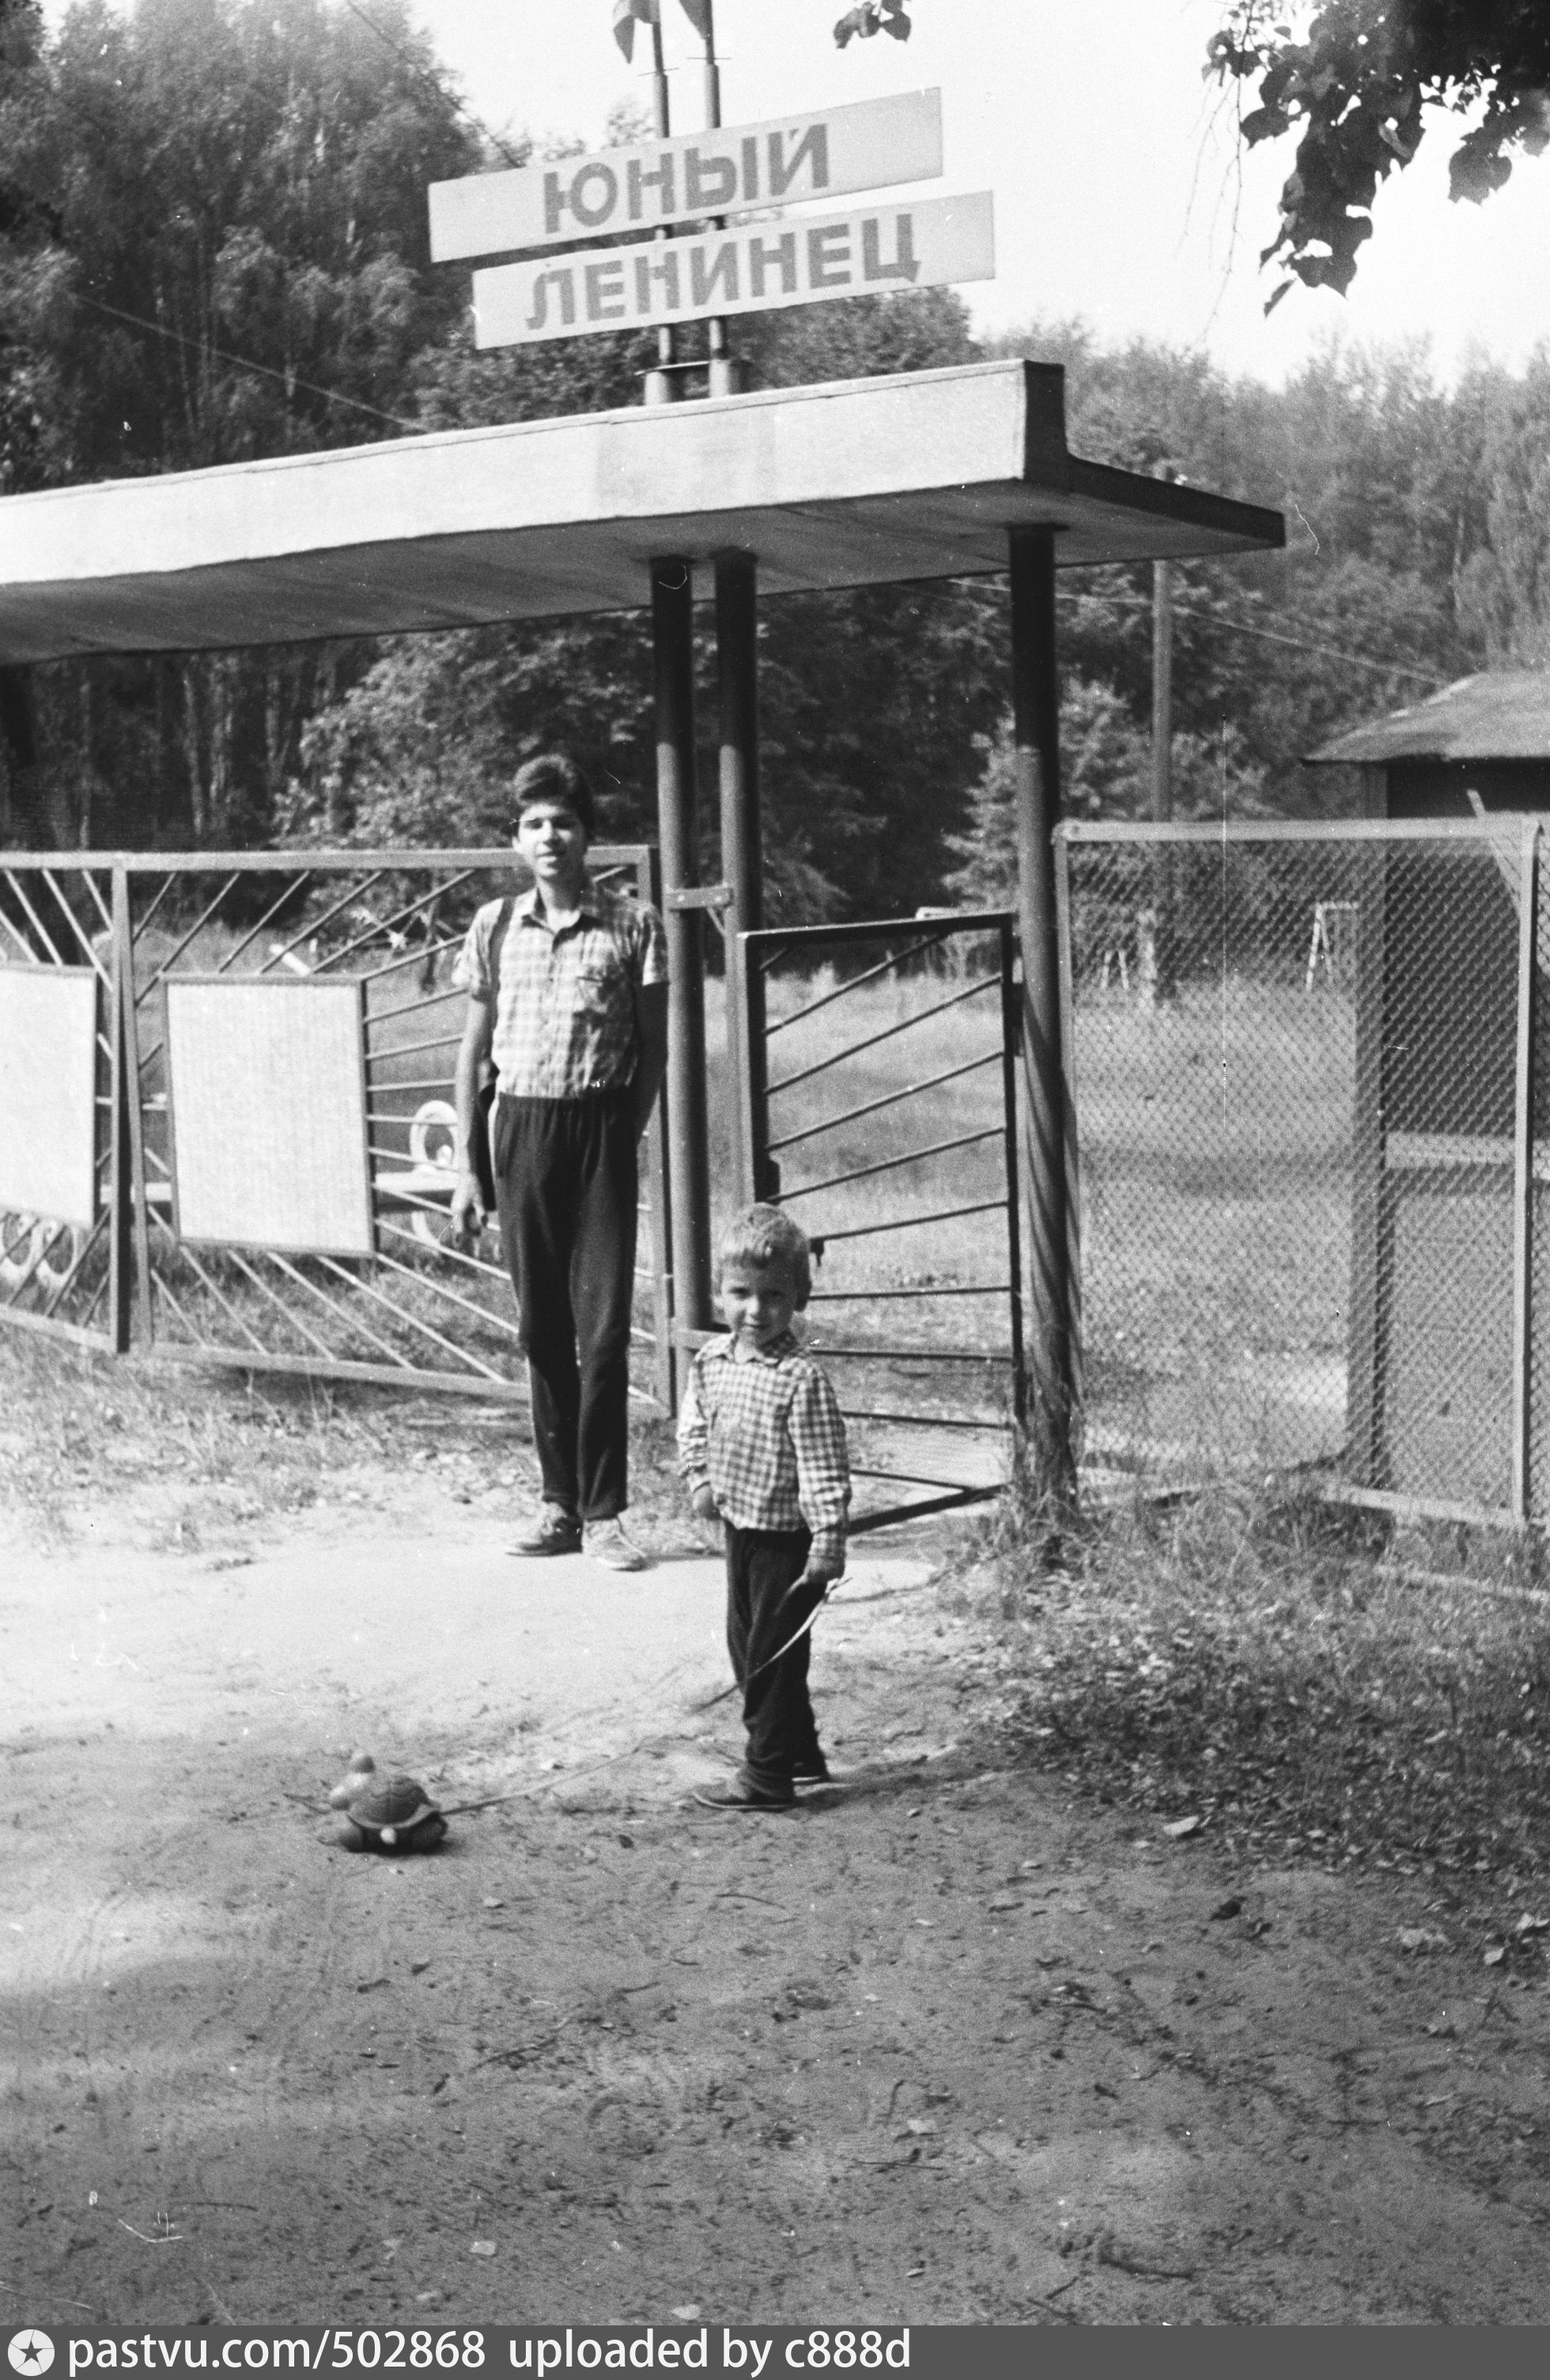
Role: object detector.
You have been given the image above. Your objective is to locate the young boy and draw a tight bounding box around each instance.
[679,1205,850,1809]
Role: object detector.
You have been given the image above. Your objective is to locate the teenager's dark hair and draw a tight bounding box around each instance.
[512,752,595,838]
[718,1203,812,1307]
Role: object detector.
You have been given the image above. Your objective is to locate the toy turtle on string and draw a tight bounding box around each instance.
[328,1751,447,1855]
[323,1750,518,1853]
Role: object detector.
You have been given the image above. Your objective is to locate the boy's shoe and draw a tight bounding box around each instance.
[792,1752,832,1785]
[584,1516,647,1572]
[509,1504,582,1557]
[692,1777,796,1810]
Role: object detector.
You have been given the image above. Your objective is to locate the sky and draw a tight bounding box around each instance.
[406,0,1550,389]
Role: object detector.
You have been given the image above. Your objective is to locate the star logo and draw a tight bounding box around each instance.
[9,2337,55,2378]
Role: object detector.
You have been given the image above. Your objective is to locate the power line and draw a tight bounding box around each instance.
[1077,590,1447,687]
[79,293,424,435]
[335,0,526,170]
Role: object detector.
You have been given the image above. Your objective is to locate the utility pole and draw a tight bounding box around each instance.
[641,13,678,406]
[698,1,743,395]
[1140,460,1177,1006]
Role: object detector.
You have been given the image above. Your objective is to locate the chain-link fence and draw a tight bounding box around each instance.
[1059,817,1539,1527]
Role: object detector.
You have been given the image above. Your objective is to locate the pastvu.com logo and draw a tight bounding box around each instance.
[9,2335,55,2376]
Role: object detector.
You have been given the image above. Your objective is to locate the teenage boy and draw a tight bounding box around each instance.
[679,1204,850,1808]
[450,754,667,1572]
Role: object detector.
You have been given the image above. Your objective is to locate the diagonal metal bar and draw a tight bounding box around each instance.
[0,1224,53,1307]
[839,1409,1004,1431]
[259,870,388,973]
[370,1238,527,1341]
[777,1126,1002,1202]
[138,872,244,994]
[149,1221,270,1355]
[39,871,112,985]
[142,1251,206,1346]
[129,872,179,947]
[373,1200,507,1281]
[766,1050,1000,1156]
[807,1282,1010,1301]
[811,1198,1005,1245]
[360,1031,462,1064]
[311,874,476,974]
[358,931,466,986]
[362,986,466,1032]
[0,904,40,961]
[221,1244,339,1360]
[848,1485,998,1533]
[768,974,998,1095]
[809,1343,1015,1364]
[764,929,954,1026]
[217,872,314,974]
[258,1246,415,1368]
[77,1262,112,1330]
[80,868,115,940]
[2,868,66,965]
[307,1249,506,1379]
[40,1213,111,1321]
[849,1464,1000,1489]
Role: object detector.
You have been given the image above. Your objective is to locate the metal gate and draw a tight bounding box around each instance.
[730,910,1026,1531]
[0,846,672,1410]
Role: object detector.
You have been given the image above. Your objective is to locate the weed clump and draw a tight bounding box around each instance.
[988,1480,1550,1898]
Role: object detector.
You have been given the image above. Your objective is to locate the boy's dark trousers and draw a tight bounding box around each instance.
[726,1523,826,1794]
[493,1090,637,1523]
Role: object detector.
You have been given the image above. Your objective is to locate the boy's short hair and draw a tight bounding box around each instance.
[512,752,595,840]
[718,1203,812,1307]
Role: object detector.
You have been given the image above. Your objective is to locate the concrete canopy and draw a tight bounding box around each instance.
[0,359,1283,664]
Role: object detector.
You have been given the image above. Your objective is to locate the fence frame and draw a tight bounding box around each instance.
[731,906,1028,1533]
[1058,811,1546,1534]
[0,855,122,1353]
[0,845,675,1411]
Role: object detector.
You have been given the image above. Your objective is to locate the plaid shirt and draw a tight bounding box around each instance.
[678,1331,850,1573]
[453,878,667,1099]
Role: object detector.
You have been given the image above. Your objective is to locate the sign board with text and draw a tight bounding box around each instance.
[472,191,993,350]
[429,89,943,263]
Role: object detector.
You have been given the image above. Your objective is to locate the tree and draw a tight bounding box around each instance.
[0,0,482,846]
[1208,2,1550,308]
[835,4,1550,305]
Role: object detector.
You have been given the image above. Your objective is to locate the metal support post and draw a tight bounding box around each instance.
[1510,816,1539,1523]
[652,557,714,1343]
[1008,524,1076,1508]
[1146,479,1177,1006]
[716,551,763,1201]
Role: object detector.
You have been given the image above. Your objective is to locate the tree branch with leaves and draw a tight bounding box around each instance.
[1208,2,1550,308]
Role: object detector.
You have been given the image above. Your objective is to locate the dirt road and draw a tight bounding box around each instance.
[6,1474,1550,2327]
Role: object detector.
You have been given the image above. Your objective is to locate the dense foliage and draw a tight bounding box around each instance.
[1208,1,1550,307]
[0,0,1547,917]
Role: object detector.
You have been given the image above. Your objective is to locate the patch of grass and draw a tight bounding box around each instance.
[979,1479,1550,1939]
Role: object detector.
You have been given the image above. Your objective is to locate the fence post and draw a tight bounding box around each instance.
[717,551,761,1209]
[652,558,715,1346]
[1008,524,1076,1510]
[108,864,134,1353]
[633,845,677,1415]
[1510,817,1539,1525]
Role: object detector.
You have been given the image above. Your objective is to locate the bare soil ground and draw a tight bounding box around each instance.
[6,1350,1550,2328]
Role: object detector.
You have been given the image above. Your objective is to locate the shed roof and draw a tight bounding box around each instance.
[0,359,1283,664]
[1309,672,1550,765]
